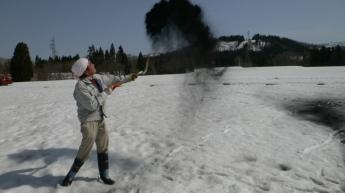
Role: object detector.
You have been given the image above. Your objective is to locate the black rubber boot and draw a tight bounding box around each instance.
[61,158,84,187]
[97,152,115,185]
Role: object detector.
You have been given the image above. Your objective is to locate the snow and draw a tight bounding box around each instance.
[217,40,267,52]
[322,41,345,48]
[1,66,345,193]
[217,41,239,51]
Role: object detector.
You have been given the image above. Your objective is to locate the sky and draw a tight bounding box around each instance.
[0,0,344,59]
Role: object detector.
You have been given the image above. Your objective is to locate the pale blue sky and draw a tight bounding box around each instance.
[0,0,344,59]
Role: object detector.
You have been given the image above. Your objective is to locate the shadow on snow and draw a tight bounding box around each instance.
[0,148,142,190]
[283,99,345,132]
[282,98,345,163]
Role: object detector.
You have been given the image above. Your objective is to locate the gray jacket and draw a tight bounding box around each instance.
[73,74,132,123]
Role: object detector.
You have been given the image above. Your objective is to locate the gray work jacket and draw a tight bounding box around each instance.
[73,74,132,123]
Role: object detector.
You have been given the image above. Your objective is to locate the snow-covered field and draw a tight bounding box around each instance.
[1,66,345,193]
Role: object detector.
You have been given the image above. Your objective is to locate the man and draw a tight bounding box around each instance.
[61,58,137,186]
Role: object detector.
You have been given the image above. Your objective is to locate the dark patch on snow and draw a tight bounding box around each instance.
[162,175,174,181]
[317,83,326,86]
[265,83,277,86]
[243,154,258,162]
[222,82,231,85]
[283,99,345,165]
[283,99,345,132]
[278,163,291,171]
[214,172,229,177]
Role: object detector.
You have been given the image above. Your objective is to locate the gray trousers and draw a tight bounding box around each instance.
[76,120,109,162]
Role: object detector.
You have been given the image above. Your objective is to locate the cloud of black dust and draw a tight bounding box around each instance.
[145,0,228,132]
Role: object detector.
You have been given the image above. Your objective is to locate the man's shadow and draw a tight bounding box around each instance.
[0,167,96,189]
[0,148,142,190]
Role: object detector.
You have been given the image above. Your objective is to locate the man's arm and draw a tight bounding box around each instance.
[99,74,137,88]
[74,83,109,111]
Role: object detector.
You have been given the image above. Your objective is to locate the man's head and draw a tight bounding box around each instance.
[71,58,96,79]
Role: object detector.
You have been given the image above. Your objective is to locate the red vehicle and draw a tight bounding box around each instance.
[0,74,13,85]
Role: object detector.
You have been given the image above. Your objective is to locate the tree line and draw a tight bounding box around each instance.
[3,36,345,82]
[309,45,344,66]
[5,42,148,81]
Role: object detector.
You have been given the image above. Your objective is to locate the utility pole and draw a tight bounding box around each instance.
[50,38,58,58]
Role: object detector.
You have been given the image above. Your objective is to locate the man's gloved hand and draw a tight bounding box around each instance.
[130,73,138,81]
[111,83,121,90]
[104,83,122,95]
[104,86,113,95]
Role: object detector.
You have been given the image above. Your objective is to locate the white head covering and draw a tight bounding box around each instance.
[71,58,89,78]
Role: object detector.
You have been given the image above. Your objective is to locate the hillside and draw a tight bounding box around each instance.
[214,34,344,68]
[146,34,344,74]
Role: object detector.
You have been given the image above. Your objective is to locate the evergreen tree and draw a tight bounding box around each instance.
[97,47,105,68]
[10,42,33,81]
[319,46,329,65]
[109,43,116,72]
[105,50,110,63]
[123,54,130,74]
[334,45,343,65]
[116,46,131,74]
[105,50,110,72]
[110,43,116,61]
[87,45,96,63]
[310,47,320,66]
[137,52,145,71]
[117,46,124,61]
[35,55,44,69]
[116,46,129,74]
[73,54,80,60]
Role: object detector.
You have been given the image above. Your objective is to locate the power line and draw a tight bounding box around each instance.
[50,38,58,58]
